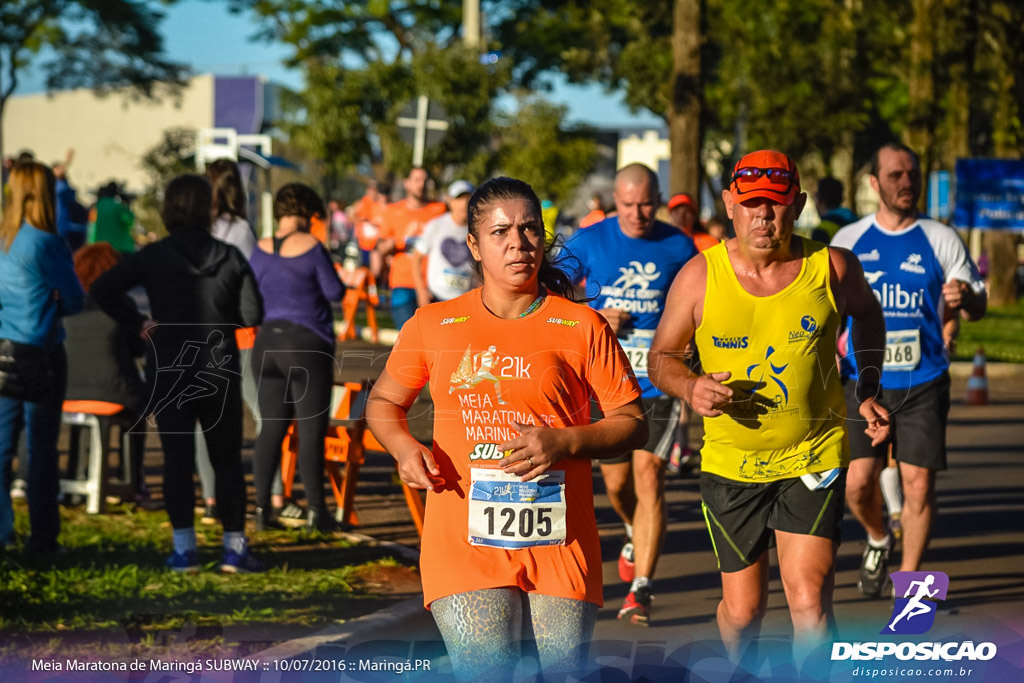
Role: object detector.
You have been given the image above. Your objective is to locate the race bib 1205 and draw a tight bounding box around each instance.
[468,468,566,549]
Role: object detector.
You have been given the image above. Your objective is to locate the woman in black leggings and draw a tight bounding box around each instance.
[91,174,264,573]
[249,184,344,530]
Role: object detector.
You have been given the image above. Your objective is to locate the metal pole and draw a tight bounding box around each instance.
[463,0,480,48]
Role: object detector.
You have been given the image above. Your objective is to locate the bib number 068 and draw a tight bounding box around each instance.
[885,344,914,365]
[883,329,921,371]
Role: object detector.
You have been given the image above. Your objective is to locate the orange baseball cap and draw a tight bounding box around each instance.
[729,150,800,205]
[667,193,696,211]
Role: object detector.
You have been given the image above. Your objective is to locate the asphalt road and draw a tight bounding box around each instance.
[291,344,1024,682]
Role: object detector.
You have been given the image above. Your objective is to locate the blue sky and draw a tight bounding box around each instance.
[16,0,661,129]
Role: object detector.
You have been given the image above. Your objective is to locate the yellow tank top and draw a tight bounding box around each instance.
[695,238,847,482]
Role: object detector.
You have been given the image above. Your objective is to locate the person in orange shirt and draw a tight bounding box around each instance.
[350,180,388,276]
[578,193,606,229]
[668,192,720,252]
[366,177,648,680]
[375,168,446,330]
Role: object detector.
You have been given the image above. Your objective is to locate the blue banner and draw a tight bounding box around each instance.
[927,170,950,220]
[953,158,1024,230]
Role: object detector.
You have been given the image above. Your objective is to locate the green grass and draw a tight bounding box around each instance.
[953,300,1024,363]
[0,502,417,662]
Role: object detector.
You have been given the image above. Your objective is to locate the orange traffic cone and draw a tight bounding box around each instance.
[966,347,988,406]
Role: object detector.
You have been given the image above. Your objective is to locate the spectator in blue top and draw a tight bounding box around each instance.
[53,150,89,252]
[249,183,345,532]
[0,161,85,553]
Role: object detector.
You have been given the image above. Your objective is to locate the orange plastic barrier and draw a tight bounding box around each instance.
[279,379,424,533]
[336,263,379,343]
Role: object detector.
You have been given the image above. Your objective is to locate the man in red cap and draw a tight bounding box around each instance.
[667,193,719,252]
[649,150,889,664]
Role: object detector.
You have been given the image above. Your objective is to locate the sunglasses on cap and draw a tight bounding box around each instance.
[731,167,796,190]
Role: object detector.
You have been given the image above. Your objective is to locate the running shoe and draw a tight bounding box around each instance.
[254,506,285,532]
[667,445,700,476]
[166,550,200,573]
[857,542,891,598]
[10,479,26,500]
[305,508,340,533]
[277,500,307,528]
[200,504,218,525]
[618,586,652,626]
[618,541,635,583]
[220,549,265,574]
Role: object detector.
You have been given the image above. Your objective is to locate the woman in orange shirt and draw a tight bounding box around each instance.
[367,177,648,680]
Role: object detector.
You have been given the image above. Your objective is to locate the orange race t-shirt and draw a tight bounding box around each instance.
[310,214,329,244]
[681,226,721,252]
[379,200,447,289]
[353,195,379,224]
[385,289,641,608]
[578,209,606,229]
[353,195,386,251]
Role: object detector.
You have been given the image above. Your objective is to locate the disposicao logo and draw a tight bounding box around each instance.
[831,570,998,663]
[884,571,948,635]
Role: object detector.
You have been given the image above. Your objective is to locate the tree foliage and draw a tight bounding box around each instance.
[498,96,598,205]
[0,0,188,198]
[493,0,1024,189]
[239,0,1024,224]
[236,0,526,187]
[135,126,196,237]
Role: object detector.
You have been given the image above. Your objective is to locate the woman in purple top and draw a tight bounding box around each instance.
[249,184,344,531]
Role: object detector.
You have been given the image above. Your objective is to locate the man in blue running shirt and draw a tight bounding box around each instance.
[563,163,699,624]
[832,143,986,598]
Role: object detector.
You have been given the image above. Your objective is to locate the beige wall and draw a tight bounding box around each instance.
[3,74,215,197]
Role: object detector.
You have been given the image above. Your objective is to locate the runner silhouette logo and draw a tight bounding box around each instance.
[883,571,949,635]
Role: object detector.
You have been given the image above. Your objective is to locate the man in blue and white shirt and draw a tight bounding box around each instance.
[832,143,986,597]
[563,163,698,625]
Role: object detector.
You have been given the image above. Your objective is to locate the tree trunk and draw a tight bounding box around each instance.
[832,130,855,211]
[906,0,937,184]
[944,0,974,166]
[985,231,1017,307]
[668,0,702,202]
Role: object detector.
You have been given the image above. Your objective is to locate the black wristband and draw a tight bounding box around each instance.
[856,381,881,403]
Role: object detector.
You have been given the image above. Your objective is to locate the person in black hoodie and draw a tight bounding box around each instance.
[91,174,264,573]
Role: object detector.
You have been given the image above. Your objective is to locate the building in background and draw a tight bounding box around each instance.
[3,74,280,197]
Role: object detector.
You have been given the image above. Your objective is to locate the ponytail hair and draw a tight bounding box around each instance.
[206,158,248,221]
[467,177,578,301]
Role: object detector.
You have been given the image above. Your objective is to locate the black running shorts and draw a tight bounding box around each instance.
[843,373,950,470]
[700,470,846,573]
[599,394,681,465]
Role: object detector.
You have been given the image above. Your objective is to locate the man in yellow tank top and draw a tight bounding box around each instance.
[649,150,890,665]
